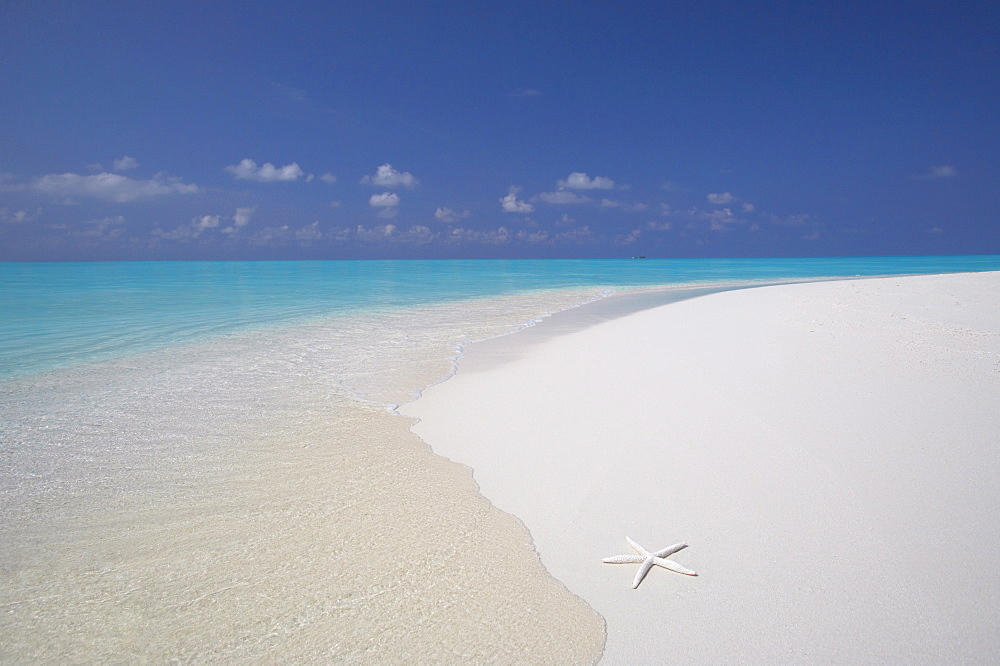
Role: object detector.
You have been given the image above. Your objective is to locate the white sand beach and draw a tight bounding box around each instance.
[401,271,1000,663]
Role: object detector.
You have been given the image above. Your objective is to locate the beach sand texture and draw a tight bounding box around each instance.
[402,271,1000,663]
[1,291,609,663]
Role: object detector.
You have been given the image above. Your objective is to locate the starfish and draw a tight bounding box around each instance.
[602,536,697,588]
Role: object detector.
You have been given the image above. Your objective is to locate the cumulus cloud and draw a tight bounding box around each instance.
[0,207,41,224]
[112,156,140,171]
[233,206,254,228]
[319,172,338,184]
[708,208,736,231]
[434,207,470,223]
[537,190,592,204]
[222,206,256,234]
[32,172,199,202]
[191,215,219,238]
[361,164,419,189]
[915,165,958,179]
[617,229,642,245]
[225,158,304,182]
[152,217,213,241]
[500,187,534,213]
[76,215,126,239]
[707,192,737,205]
[557,172,615,190]
[250,225,291,246]
[448,226,512,244]
[516,229,550,243]
[554,225,595,243]
[601,199,647,211]
[369,191,401,218]
[354,223,437,243]
[295,221,322,241]
[193,214,220,231]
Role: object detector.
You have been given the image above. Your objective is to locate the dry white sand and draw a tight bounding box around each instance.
[401,272,1000,663]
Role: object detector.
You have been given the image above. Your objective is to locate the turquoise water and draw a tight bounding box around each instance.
[2,255,999,660]
[3,256,999,379]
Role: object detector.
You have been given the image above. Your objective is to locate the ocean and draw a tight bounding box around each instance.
[2,255,998,661]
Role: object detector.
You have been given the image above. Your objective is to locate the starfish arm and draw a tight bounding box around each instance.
[656,557,697,576]
[602,555,645,564]
[653,542,687,558]
[632,558,656,588]
[626,536,652,557]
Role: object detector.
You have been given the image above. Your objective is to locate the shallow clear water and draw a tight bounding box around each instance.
[1,256,998,661]
[4,256,999,379]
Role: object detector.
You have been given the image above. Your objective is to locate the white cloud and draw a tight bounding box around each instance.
[222,206,256,234]
[538,191,592,204]
[741,202,755,213]
[233,206,255,228]
[193,214,220,231]
[399,225,436,244]
[369,191,400,218]
[516,229,550,243]
[77,215,125,239]
[112,156,140,171]
[709,208,735,231]
[617,229,641,245]
[225,158,304,182]
[448,226,512,244]
[32,172,199,202]
[500,187,534,213]
[434,207,470,223]
[554,225,595,243]
[707,192,736,205]
[330,200,342,208]
[361,163,418,189]
[250,225,291,246]
[295,221,322,241]
[356,223,397,241]
[557,172,615,190]
[0,207,41,224]
[319,172,338,184]
[601,199,647,211]
[152,217,215,241]
[915,165,958,179]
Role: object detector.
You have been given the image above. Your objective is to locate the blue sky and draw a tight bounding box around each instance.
[1,1,997,260]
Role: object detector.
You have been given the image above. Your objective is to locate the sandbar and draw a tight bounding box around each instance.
[401,271,1000,662]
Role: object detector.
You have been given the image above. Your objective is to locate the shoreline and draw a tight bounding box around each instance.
[401,271,1000,662]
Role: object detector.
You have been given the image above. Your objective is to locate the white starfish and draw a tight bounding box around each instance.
[602,536,697,588]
